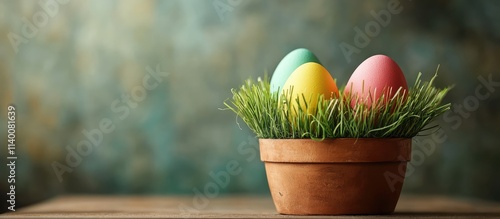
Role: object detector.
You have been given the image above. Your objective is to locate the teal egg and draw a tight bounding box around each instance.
[270,48,321,94]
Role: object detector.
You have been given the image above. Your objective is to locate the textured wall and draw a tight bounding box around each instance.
[1,0,500,209]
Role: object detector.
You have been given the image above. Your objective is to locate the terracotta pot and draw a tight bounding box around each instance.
[260,138,411,215]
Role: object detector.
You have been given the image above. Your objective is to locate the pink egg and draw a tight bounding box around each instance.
[345,55,408,107]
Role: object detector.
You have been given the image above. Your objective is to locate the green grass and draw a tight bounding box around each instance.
[223,72,451,139]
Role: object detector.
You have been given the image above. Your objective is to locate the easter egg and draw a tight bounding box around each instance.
[270,48,321,94]
[345,55,408,107]
[282,62,339,114]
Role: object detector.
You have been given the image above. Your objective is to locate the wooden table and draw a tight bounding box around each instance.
[3,195,500,218]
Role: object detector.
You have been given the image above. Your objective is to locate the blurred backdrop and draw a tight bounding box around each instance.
[1,0,500,210]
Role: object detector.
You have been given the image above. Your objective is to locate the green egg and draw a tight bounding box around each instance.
[270,48,321,94]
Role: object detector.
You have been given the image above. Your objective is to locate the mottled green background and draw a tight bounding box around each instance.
[1,0,500,210]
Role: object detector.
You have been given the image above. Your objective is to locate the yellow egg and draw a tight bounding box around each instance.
[281,62,339,115]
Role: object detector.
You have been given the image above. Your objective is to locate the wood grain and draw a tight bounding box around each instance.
[2,195,500,218]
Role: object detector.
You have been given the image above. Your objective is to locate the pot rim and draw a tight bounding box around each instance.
[259,138,411,163]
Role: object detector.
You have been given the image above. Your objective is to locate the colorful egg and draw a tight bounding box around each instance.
[345,55,408,107]
[282,62,339,114]
[270,48,321,94]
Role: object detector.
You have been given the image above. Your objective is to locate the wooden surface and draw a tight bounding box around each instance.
[2,195,500,218]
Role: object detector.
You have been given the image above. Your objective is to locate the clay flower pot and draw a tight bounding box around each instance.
[260,138,411,215]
